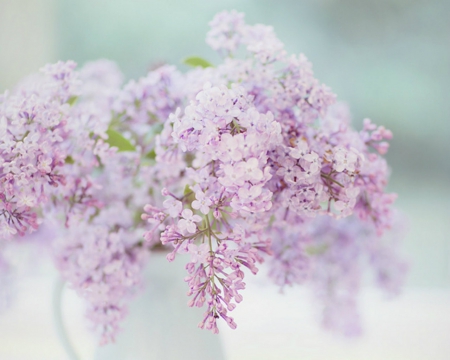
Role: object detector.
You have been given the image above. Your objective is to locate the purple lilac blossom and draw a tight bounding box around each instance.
[0,10,406,344]
[143,10,406,335]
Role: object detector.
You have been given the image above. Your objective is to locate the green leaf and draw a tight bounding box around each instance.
[305,243,329,256]
[183,185,191,196]
[145,148,156,160]
[105,129,136,152]
[183,56,213,68]
[67,96,78,106]
[133,210,144,225]
[268,215,276,227]
[65,155,75,164]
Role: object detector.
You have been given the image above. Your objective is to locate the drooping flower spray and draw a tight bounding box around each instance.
[143,10,406,335]
[0,10,406,344]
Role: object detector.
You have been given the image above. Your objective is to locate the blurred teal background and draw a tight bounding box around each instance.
[0,0,448,289]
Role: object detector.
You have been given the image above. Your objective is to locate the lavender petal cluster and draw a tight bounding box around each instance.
[1,10,407,344]
[143,11,406,335]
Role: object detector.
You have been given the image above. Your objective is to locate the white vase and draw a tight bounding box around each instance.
[94,252,226,360]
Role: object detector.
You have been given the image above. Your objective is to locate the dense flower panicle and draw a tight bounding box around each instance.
[309,221,363,336]
[268,223,311,288]
[206,10,246,54]
[53,148,152,343]
[0,61,81,240]
[2,10,405,344]
[40,60,82,102]
[268,216,406,334]
[0,59,155,343]
[54,220,149,344]
[146,196,272,334]
[51,63,162,342]
[142,10,405,334]
[113,65,184,139]
[79,60,124,99]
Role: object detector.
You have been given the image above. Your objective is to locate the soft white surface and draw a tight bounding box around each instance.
[0,270,95,360]
[220,276,450,360]
[0,266,449,360]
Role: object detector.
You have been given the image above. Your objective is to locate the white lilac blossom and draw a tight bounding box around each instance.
[1,10,406,345]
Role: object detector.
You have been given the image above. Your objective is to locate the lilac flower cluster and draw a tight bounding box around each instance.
[269,215,407,335]
[142,11,406,335]
[0,61,77,239]
[1,59,153,343]
[51,61,155,343]
[1,10,406,344]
